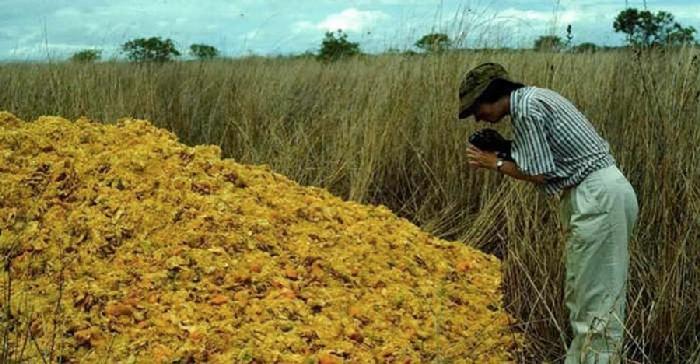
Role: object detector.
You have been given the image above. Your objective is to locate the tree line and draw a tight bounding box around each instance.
[70,39,218,63]
[534,8,697,52]
[70,7,697,63]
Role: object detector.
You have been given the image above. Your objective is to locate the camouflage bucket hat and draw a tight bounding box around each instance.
[458,62,513,119]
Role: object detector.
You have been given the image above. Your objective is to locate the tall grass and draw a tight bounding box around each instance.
[1,48,699,363]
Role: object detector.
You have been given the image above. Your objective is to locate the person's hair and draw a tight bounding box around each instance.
[474,78,525,105]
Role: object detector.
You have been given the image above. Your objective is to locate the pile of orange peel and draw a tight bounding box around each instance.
[0,112,521,363]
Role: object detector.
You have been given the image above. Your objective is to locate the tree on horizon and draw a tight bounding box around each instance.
[70,49,102,62]
[534,35,563,52]
[189,44,219,60]
[122,37,181,62]
[317,30,361,62]
[614,8,697,47]
[415,33,451,53]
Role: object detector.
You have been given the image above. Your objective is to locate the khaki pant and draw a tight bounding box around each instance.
[559,165,639,364]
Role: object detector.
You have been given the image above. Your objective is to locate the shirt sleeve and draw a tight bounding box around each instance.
[511,100,557,176]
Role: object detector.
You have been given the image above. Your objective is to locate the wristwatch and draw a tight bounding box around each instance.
[496,159,504,172]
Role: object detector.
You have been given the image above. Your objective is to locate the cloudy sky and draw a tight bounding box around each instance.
[1,0,699,60]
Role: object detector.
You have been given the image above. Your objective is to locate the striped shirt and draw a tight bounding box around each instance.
[509,86,615,196]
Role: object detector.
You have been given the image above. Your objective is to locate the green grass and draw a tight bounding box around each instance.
[1,48,699,363]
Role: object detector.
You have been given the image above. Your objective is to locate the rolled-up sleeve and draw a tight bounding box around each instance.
[511,103,556,176]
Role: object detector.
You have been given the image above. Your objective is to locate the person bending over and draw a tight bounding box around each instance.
[460,62,638,364]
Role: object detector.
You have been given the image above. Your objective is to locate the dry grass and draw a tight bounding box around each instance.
[1,47,699,363]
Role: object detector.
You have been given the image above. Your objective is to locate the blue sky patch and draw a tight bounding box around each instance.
[1,0,698,60]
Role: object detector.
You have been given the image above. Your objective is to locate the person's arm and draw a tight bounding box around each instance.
[466,146,546,185]
[499,160,546,184]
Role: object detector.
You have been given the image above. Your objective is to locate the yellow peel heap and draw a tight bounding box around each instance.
[0,112,521,363]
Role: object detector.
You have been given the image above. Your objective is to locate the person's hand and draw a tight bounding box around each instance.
[467,145,499,170]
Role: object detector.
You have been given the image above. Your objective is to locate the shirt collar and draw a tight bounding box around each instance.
[510,86,532,122]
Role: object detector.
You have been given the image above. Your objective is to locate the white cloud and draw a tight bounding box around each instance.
[241,30,259,40]
[293,21,316,33]
[339,0,425,4]
[496,8,579,24]
[54,7,83,18]
[9,42,101,58]
[498,8,550,22]
[293,8,390,33]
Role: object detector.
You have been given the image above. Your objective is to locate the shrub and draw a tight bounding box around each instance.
[122,37,181,62]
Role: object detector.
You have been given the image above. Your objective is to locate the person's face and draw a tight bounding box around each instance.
[473,101,504,123]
